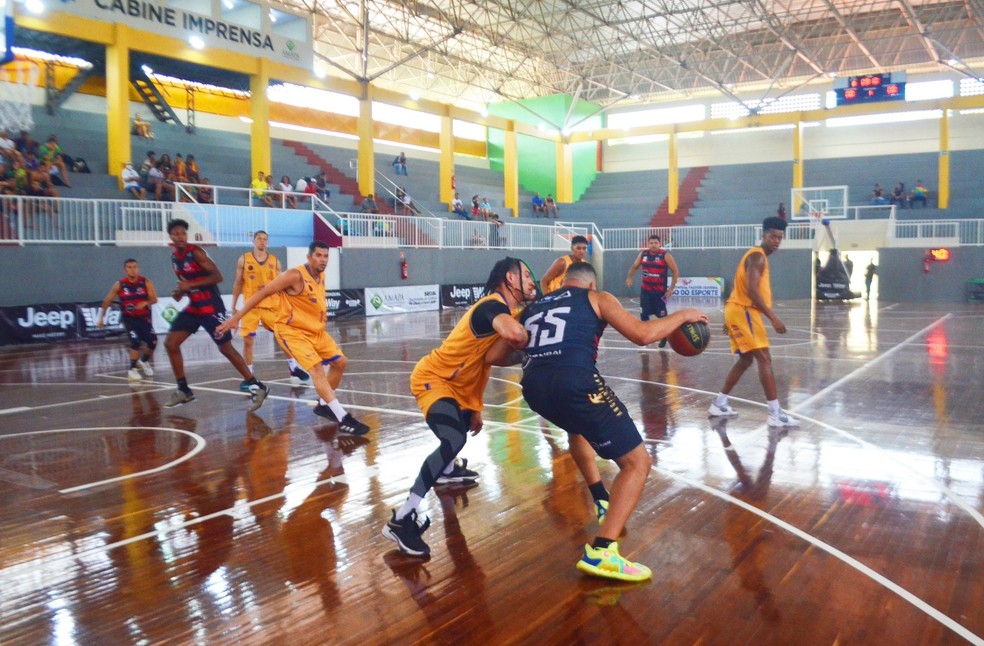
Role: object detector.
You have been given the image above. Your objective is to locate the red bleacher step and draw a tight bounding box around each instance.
[649,166,709,228]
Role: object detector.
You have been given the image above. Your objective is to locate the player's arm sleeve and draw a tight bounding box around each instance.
[469,299,511,336]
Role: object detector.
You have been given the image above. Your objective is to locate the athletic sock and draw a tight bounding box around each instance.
[141,354,151,362]
[177,378,190,393]
[287,358,299,370]
[247,364,253,374]
[592,537,614,549]
[715,393,729,408]
[767,399,781,415]
[328,399,347,420]
[318,397,328,406]
[588,481,609,503]
[442,460,457,475]
[395,493,423,521]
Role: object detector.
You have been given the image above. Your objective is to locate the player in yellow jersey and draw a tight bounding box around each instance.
[382,257,537,557]
[540,235,589,294]
[231,231,310,391]
[709,217,800,427]
[218,241,369,436]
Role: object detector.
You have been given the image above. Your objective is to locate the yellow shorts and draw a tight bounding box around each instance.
[410,364,482,418]
[274,325,343,373]
[240,307,278,338]
[725,302,770,354]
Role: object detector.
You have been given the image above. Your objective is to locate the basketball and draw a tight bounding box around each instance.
[668,321,711,356]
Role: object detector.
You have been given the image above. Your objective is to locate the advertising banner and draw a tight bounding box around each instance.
[365,285,440,317]
[441,284,485,309]
[327,289,365,319]
[0,302,125,345]
[673,277,724,298]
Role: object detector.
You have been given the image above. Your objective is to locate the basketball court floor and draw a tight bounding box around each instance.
[0,297,981,645]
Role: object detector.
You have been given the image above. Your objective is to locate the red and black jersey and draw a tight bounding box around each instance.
[640,250,668,293]
[118,276,151,320]
[172,244,222,316]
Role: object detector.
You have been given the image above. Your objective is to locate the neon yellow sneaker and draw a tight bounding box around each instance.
[595,499,608,525]
[576,543,652,582]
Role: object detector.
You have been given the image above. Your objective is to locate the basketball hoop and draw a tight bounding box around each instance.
[0,60,39,133]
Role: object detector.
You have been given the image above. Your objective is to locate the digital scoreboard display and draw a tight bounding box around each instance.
[834,73,906,106]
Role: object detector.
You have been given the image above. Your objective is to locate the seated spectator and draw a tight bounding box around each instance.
[402,191,417,216]
[870,183,886,205]
[27,167,58,200]
[543,193,558,218]
[132,113,153,139]
[14,130,37,156]
[395,186,407,214]
[140,151,157,181]
[302,177,318,203]
[157,153,173,175]
[173,154,188,183]
[392,152,408,176]
[471,229,486,247]
[890,182,906,208]
[147,164,165,200]
[471,194,481,219]
[159,167,176,201]
[479,197,492,221]
[278,175,297,208]
[185,155,200,182]
[121,161,146,199]
[451,192,471,219]
[909,180,928,208]
[250,170,274,207]
[531,192,545,217]
[0,130,14,156]
[39,135,71,188]
[361,194,379,214]
[197,178,213,204]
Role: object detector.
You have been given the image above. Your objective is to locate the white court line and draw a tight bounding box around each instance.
[0,427,207,494]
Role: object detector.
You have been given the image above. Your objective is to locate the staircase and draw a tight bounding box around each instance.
[649,166,709,228]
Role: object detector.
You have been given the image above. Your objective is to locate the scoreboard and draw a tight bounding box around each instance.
[834,73,906,106]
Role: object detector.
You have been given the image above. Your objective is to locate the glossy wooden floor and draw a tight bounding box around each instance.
[1,298,982,646]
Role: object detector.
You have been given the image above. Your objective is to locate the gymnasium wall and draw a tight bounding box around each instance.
[877,247,984,304]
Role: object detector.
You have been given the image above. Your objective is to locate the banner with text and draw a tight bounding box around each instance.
[327,289,365,319]
[56,0,312,70]
[365,285,440,317]
[441,284,485,309]
[673,277,724,298]
[0,302,126,345]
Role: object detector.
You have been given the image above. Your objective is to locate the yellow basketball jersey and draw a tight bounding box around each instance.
[412,293,513,411]
[278,264,327,334]
[242,252,282,310]
[546,255,575,293]
[727,247,772,310]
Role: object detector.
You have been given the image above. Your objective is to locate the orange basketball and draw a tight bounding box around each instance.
[668,321,711,356]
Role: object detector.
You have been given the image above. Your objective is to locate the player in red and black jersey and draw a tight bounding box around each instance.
[625,234,680,348]
[97,258,159,381]
[163,219,268,410]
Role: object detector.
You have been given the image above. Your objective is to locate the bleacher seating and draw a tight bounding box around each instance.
[559,169,669,227]
[688,161,791,225]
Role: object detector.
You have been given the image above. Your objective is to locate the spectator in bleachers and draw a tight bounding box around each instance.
[870,183,886,205]
[490,214,505,247]
[0,130,14,155]
[479,196,492,221]
[402,190,418,215]
[909,180,928,208]
[147,163,165,200]
[392,152,408,176]
[157,153,173,176]
[14,130,37,156]
[471,194,481,219]
[278,176,297,208]
[451,192,470,219]
[121,161,146,199]
[28,166,58,200]
[890,182,906,208]
[315,170,330,202]
[197,178,213,204]
[394,186,407,214]
[532,192,545,217]
[776,202,786,220]
[174,154,188,183]
[302,177,318,203]
[471,229,486,247]
[39,135,71,188]
[140,151,157,180]
[159,166,176,201]
[185,155,200,182]
[544,193,558,218]
[361,194,379,214]
[132,113,153,139]
[250,170,274,207]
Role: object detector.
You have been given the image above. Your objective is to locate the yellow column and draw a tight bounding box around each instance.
[938,110,949,209]
[792,121,804,189]
[357,88,375,197]
[439,111,454,206]
[105,24,131,183]
[555,140,573,204]
[667,131,679,214]
[503,126,518,215]
[249,58,271,178]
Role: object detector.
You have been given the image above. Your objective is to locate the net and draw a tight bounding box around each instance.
[0,60,38,133]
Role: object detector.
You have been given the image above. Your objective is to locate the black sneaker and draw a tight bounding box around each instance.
[382,509,431,557]
[338,413,370,436]
[290,366,311,385]
[313,404,336,420]
[435,458,479,484]
[248,382,269,412]
[658,338,667,348]
[239,379,252,392]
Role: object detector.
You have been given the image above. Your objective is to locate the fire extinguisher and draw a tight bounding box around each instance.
[923,250,931,273]
[400,252,408,280]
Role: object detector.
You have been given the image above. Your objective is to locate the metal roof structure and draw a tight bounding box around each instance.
[268,0,984,117]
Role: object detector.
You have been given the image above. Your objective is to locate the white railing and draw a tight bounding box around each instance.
[603,224,768,251]
[891,220,960,245]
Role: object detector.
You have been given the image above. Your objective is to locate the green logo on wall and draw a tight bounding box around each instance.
[370,294,383,310]
[287,41,295,51]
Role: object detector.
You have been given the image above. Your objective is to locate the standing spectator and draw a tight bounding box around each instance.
[451,192,470,219]
[531,192,545,217]
[909,180,928,208]
[776,202,786,220]
[864,260,877,300]
[121,161,146,199]
[843,254,854,278]
[133,113,154,139]
[392,152,408,175]
[278,175,297,208]
[489,214,505,247]
[543,193,559,218]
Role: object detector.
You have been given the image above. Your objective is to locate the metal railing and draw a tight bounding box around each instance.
[602,224,768,251]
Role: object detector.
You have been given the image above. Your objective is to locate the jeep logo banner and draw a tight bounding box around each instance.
[0,302,126,346]
[327,289,365,320]
[441,284,485,309]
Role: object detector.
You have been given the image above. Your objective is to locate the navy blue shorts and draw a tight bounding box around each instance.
[169,309,232,346]
[522,368,642,461]
[123,317,157,351]
[640,290,667,320]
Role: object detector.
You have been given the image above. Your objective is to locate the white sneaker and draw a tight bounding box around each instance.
[127,368,142,381]
[136,360,153,376]
[767,411,800,427]
[708,402,739,417]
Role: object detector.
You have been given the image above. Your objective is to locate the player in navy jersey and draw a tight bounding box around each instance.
[625,234,680,348]
[163,219,268,410]
[97,258,159,381]
[521,262,707,582]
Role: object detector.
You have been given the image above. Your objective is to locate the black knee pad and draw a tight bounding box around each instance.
[426,398,469,460]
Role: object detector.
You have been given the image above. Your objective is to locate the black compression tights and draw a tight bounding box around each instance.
[409,398,469,498]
